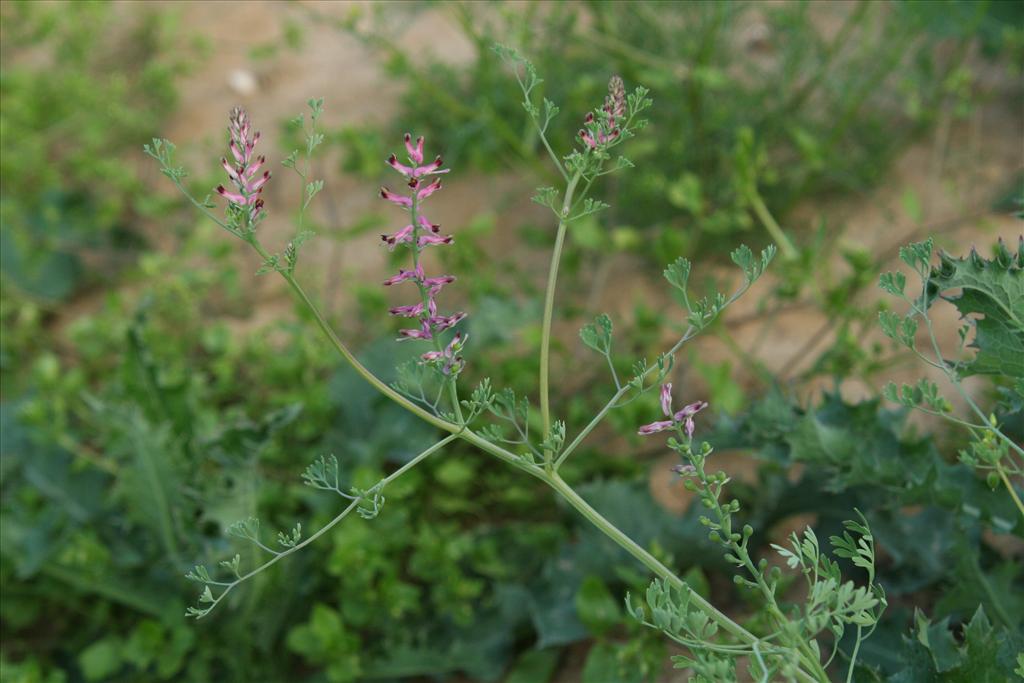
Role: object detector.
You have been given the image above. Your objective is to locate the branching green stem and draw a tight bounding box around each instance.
[197,434,458,618]
[903,299,1024,522]
[545,472,821,683]
[163,153,820,682]
[554,279,755,470]
[540,171,582,460]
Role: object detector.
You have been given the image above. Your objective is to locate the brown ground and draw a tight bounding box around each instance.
[120,1,1024,681]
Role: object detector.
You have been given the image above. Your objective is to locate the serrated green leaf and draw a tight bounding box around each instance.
[927,239,1024,378]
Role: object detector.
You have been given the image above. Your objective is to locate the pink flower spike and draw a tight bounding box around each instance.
[404,133,425,164]
[638,420,674,436]
[609,76,626,119]
[219,108,271,220]
[416,178,442,200]
[380,187,413,208]
[660,383,673,417]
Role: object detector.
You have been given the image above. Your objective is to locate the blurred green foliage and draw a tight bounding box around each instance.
[0,1,189,300]
[2,1,1022,682]
[334,1,1022,260]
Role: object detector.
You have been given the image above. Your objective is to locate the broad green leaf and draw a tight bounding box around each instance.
[926,239,1024,378]
[79,638,123,681]
[575,575,622,636]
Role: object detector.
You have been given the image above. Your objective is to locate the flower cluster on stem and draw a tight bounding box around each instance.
[216,107,270,226]
[638,383,708,438]
[380,135,467,372]
[579,75,626,149]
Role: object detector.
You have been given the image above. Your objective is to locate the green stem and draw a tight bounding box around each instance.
[846,626,863,683]
[199,434,458,618]
[165,163,814,680]
[544,472,822,683]
[545,473,750,640]
[248,240,816,682]
[916,309,1024,463]
[253,241,458,435]
[749,188,798,261]
[555,279,754,470]
[969,551,1015,629]
[540,171,582,458]
[702,458,829,681]
[997,463,1024,521]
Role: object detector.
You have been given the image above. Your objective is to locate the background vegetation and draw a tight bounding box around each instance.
[1,2,1021,682]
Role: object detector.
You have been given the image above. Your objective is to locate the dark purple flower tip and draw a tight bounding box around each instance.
[418,233,453,247]
[380,187,413,208]
[417,215,440,232]
[404,134,425,164]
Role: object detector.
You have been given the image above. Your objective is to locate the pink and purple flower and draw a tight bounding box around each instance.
[217,107,270,224]
[380,134,466,351]
[579,76,626,150]
[638,383,708,438]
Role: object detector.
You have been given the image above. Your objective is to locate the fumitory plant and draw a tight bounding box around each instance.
[145,46,886,681]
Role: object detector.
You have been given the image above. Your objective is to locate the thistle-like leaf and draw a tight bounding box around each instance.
[926,238,1024,378]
